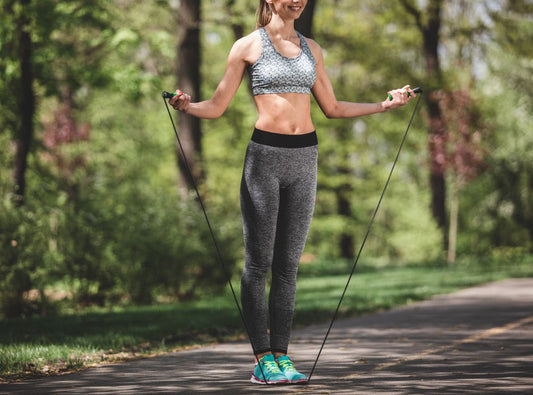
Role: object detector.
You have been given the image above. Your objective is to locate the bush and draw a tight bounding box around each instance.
[0,195,59,318]
[110,188,241,304]
[0,168,241,317]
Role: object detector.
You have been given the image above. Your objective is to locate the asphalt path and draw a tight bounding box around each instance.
[2,278,532,394]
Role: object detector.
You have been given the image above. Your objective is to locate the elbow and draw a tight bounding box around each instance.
[322,108,338,119]
[206,101,226,119]
[208,108,225,119]
[320,102,342,119]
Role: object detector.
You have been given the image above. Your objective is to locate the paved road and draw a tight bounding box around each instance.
[2,278,533,394]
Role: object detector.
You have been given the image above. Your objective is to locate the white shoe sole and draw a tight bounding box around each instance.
[250,375,289,385]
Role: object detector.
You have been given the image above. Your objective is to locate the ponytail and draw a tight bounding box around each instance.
[256,0,272,28]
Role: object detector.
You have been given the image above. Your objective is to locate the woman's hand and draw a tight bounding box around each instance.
[382,85,416,111]
[169,89,191,113]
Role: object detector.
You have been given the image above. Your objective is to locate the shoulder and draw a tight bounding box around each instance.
[302,37,324,63]
[233,29,261,50]
[228,29,262,64]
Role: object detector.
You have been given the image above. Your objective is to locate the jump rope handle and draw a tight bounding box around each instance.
[388,86,423,101]
[162,91,179,99]
[162,90,185,99]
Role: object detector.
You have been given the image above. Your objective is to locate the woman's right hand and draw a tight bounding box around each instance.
[169,89,191,113]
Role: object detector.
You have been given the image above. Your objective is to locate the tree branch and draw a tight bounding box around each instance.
[399,0,423,31]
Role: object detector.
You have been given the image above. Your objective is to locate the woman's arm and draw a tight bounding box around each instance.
[169,35,254,119]
[309,40,415,119]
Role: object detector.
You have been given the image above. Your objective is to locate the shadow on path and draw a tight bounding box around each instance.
[2,278,532,394]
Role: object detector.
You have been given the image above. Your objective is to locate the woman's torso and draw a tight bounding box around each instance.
[245,27,316,135]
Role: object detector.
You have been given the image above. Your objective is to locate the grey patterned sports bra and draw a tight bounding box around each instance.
[247,27,316,96]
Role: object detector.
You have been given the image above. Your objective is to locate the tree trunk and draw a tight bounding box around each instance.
[295,0,317,37]
[424,1,447,247]
[400,0,448,249]
[12,0,34,205]
[226,0,244,39]
[447,175,459,264]
[337,185,355,260]
[175,0,203,194]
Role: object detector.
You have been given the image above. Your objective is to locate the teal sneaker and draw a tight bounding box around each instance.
[276,355,308,384]
[250,354,288,385]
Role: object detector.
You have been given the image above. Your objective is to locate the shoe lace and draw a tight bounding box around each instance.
[262,359,281,374]
[277,358,297,372]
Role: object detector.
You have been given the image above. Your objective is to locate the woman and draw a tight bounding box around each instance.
[169,0,415,385]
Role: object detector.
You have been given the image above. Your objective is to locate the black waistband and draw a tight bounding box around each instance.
[251,128,318,148]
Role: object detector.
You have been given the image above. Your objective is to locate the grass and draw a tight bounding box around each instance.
[1,254,531,381]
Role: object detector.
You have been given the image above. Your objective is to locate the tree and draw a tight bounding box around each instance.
[11,0,35,205]
[399,0,448,248]
[3,0,112,204]
[295,0,316,37]
[479,0,533,252]
[0,0,114,316]
[433,89,485,263]
[174,0,203,193]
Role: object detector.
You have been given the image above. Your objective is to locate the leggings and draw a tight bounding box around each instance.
[240,128,318,354]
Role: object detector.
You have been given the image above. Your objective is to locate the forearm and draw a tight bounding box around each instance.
[324,100,387,119]
[183,99,225,119]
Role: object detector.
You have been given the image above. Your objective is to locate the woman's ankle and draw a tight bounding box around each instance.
[255,351,272,363]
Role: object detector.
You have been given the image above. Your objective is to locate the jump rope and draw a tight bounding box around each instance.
[162,86,423,384]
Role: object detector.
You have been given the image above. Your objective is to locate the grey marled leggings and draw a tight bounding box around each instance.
[240,128,318,354]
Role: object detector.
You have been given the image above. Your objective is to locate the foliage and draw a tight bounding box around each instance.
[0,0,241,318]
[453,0,533,254]
[0,195,53,318]
[305,0,440,260]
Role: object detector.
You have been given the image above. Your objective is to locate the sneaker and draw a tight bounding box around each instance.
[276,355,308,384]
[250,354,289,385]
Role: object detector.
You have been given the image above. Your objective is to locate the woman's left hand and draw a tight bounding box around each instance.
[169,89,191,113]
[382,85,416,111]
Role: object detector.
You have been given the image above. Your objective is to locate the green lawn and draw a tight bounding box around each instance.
[1,255,531,380]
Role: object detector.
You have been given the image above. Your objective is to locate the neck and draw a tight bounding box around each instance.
[266,16,296,39]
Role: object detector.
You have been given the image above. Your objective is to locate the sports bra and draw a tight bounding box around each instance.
[247,27,316,96]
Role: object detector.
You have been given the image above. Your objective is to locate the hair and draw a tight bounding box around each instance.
[256,0,272,28]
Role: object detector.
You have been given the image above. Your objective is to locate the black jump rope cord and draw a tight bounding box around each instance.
[163,97,270,383]
[307,90,423,381]
[163,89,423,384]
